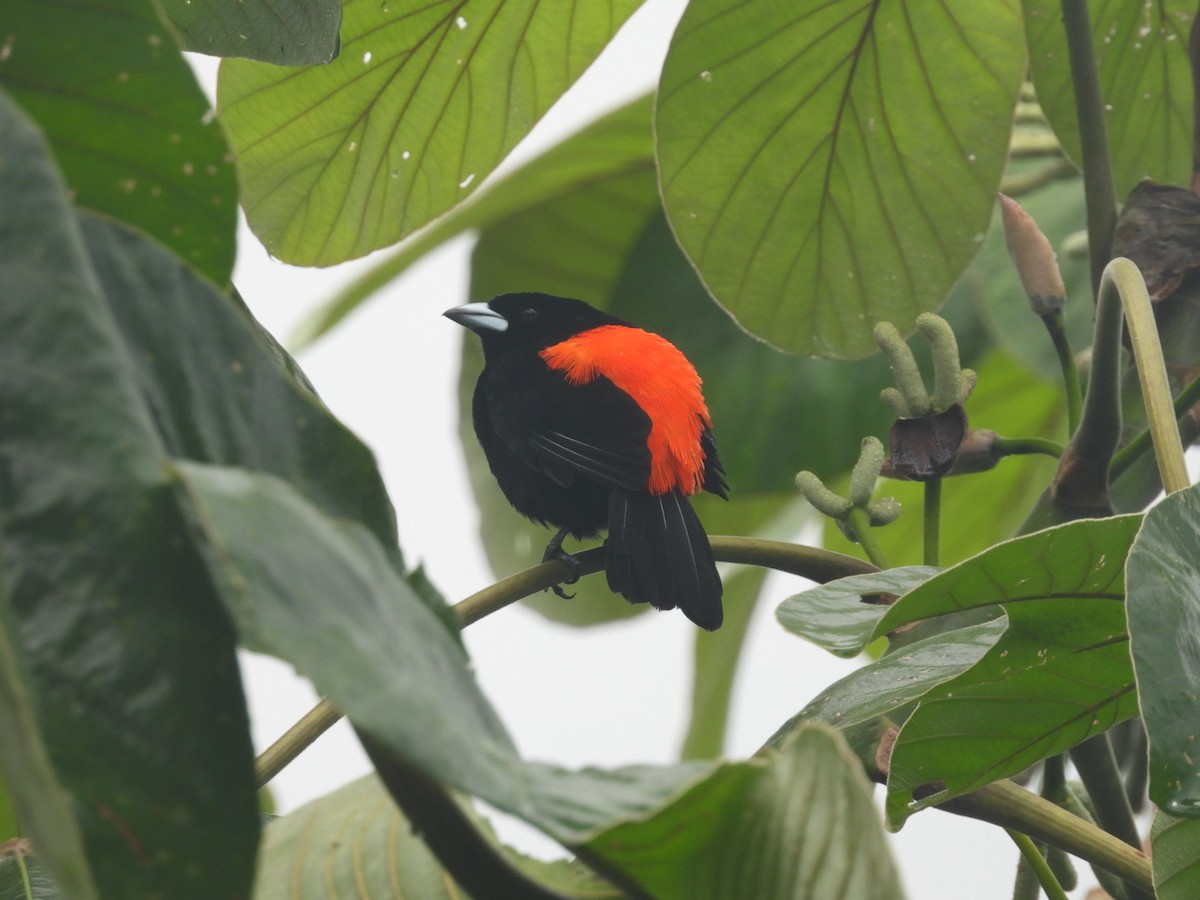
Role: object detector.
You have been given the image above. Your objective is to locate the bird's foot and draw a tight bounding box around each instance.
[542,527,581,599]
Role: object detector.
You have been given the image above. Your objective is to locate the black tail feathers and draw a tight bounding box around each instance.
[605,489,723,630]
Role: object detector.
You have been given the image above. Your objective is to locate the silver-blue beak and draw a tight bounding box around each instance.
[443,302,508,334]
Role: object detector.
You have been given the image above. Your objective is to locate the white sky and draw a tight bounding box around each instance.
[181,1,1121,895]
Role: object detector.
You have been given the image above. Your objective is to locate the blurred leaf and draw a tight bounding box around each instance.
[175,463,514,781]
[0,0,236,284]
[254,774,619,900]
[1152,809,1200,899]
[0,778,14,842]
[1127,484,1200,816]
[0,853,59,900]
[82,214,406,574]
[656,0,1025,358]
[1027,0,1194,197]
[681,562,768,760]
[220,0,642,265]
[878,515,1142,825]
[585,724,905,900]
[773,618,1006,736]
[824,350,1066,567]
[776,567,938,658]
[0,92,256,897]
[156,0,341,64]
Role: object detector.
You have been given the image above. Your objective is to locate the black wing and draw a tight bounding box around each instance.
[486,362,653,492]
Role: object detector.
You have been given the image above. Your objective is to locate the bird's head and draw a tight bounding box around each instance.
[444,293,622,355]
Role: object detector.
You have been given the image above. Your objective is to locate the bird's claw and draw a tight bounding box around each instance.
[541,530,582,599]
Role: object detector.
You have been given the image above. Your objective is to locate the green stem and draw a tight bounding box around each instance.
[1007,830,1070,900]
[1108,257,1190,493]
[846,508,891,570]
[254,698,340,788]
[255,537,879,786]
[1061,0,1118,296]
[1111,369,1200,479]
[923,479,941,567]
[939,779,1151,895]
[1042,311,1082,435]
[1069,735,1143,853]
[994,437,1064,459]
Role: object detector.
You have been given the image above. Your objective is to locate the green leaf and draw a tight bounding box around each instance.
[875,514,1140,635]
[0,92,257,897]
[584,724,905,900]
[656,0,1025,358]
[1127,484,1200,816]
[776,567,938,658]
[774,618,1006,736]
[0,777,15,842]
[82,217,406,573]
[156,0,341,64]
[1152,809,1200,900]
[878,515,1142,825]
[823,350,1066,567]
[0,1,236,284]
[296,93,660,347]
[174,463,514,781]
[219,0,643,265]
[255,774,618,900]
[0,853,59,900]
[1027,0,1194,197]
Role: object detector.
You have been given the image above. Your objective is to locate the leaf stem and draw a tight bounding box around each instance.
[845,508,891,570]
[1006,830,1070,900]
[1106,257,1190,493]
[1069,735,1143,852]
[1111,369,1200,480]
[938,778,1151,895]
[994,437,1064,459]
[254,537,878,786]
[1060,0,1117,295]
[1042,311,1082,435]
[923,479,941,567]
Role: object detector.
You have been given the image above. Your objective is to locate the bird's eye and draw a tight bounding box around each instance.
[519,308,539,322]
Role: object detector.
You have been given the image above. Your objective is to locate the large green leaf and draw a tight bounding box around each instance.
[219,0,643,265]
[1127,484,1200,815]
[876,515,1142,825]
[156,0,341,64]
[1027,0,1194,197]
[584,724,905,900]
[1152,809,1200,900]
[656,0,1025,358]
[823,350,1066,567]
[776,566,938,658]
[0,2,236,285]
[295,93,659,346]
[0,92,257,897]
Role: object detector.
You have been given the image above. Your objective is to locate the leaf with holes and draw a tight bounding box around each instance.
[219,0,643,265]
[776,567,938,658]
[656,0,1025,358]
[875,515,1142,825]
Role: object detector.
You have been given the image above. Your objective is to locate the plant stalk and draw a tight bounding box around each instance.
[1007,829,1070,900]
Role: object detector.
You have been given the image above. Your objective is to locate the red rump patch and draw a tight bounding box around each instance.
[539,325,712,495]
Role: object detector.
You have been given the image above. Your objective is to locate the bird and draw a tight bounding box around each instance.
[445,292,728,630]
